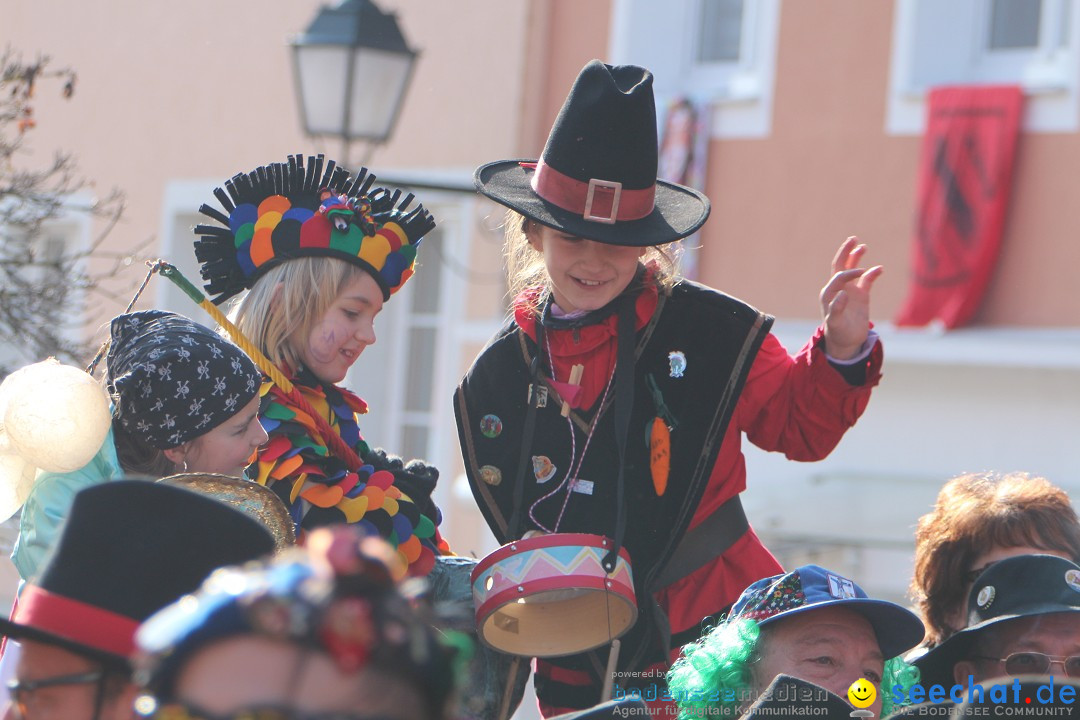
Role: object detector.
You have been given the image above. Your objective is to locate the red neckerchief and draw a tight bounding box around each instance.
[514,276,658,411]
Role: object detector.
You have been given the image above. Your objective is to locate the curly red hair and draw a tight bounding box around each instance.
[911,472,1080,646]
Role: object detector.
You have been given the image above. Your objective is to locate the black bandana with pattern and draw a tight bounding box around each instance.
[107,310,261,449]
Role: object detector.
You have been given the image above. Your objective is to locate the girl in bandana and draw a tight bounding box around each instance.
[13,309,266,581]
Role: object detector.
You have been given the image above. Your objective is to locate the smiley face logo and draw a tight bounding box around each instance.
[847,678,876,709]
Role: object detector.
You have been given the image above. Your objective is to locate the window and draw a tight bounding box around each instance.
[396,226,445,461]
[695,0,744,63]
[988,0,1043,50]
[888,0,1080,133]
[0,211,90,372]
[610,0,781,138]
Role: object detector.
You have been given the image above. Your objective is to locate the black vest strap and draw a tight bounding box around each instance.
[605,294,636,572]
[654,495,749,588]
[508,329,544,539]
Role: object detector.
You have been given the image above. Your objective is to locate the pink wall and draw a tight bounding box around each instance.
[5,0,532,330]
[696,0,1080,327]
[521,0,613,156]
[7,0,1077,336]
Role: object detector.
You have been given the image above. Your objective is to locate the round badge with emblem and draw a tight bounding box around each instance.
[668,350,686,379]
[977,585,996,609]
[479,414,503,439]
[478,465,502,486]
[1065,569,1080,593]
[532,455,557,483]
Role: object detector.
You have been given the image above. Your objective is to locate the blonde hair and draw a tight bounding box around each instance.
[503,211,682,317]
[230,257,372,374]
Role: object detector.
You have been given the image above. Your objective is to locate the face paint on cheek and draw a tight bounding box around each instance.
[308,328,338,364]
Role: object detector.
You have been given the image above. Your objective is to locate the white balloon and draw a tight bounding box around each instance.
[2,359,112,473]
[0,433,36,522]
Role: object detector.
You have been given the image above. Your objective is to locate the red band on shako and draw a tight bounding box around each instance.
[16,585,139,658]
[525,160,655,224]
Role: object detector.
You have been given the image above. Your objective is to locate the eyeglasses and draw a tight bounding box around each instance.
[138,700,401,720]
[6,671,104,719]
[975,652,1080,678]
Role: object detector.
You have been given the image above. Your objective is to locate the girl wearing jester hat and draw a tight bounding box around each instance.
[456,60,884,716]
[192,155,448,578]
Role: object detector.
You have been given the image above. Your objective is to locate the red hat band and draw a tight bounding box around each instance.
[527,159,656,225]
[16,585,139,658]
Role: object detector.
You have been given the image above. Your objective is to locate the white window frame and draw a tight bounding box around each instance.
[887,0,1080,135]
[158,180,223,326]
[0,193,93,370]
[362,174,475,541]
[609,0,781,138]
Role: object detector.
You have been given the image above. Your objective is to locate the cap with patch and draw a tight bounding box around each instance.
[730,564,925,659]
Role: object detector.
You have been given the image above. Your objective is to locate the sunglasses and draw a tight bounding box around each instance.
[975,652,1080,678]
[140,701,402,720]
[6,670,105,719]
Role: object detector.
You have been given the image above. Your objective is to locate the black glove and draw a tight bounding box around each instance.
[365,447,441,524]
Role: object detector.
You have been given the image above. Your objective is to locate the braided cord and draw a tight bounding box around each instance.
[157,262,364,470]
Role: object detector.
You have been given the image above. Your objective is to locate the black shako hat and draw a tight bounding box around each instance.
[914,554,1080,687]
[474,59,710,247]
[0,480,275,666]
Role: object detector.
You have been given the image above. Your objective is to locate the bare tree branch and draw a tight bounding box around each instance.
[1,48,137,375]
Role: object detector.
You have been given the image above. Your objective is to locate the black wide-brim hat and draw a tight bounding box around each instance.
[475,60,710,247]
[914,554,1080,687]
[0,480,275,666]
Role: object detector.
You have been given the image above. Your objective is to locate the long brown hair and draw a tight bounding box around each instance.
[911,472,1080,646]
[112,417,175,476]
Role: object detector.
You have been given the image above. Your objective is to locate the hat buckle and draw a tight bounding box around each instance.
[583,178,622,225]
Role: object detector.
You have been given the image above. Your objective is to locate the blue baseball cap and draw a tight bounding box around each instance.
[730,564,925,659]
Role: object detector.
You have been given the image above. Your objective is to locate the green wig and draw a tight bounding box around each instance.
[666,618,921,719]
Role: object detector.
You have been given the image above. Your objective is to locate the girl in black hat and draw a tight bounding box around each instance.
[456,60,884,716]
[13,310,266,582]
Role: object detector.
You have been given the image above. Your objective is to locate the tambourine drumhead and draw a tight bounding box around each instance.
[471,533,637,658]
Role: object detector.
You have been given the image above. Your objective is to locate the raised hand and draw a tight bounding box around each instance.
[820,237,883,360]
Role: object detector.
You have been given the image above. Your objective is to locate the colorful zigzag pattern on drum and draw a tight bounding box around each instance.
[472,539,634,607]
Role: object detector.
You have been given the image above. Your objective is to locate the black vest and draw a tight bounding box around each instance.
[455,280,772,681]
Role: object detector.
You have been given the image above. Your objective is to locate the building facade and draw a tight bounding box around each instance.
[4,0,1080,663]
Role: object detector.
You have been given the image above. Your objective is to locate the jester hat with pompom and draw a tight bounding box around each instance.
[194,154,435,304]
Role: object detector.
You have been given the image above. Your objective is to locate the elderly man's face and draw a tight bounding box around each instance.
[751,606,885,716]
[1,640,133,720]
[954,612,1080,684]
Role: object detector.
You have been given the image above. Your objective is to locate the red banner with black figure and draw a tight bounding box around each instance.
[895,85,1023,329]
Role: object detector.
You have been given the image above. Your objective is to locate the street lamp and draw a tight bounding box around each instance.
[291,0,418,164]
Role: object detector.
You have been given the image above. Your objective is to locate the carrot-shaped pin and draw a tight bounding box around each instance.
[650,416,670,497]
